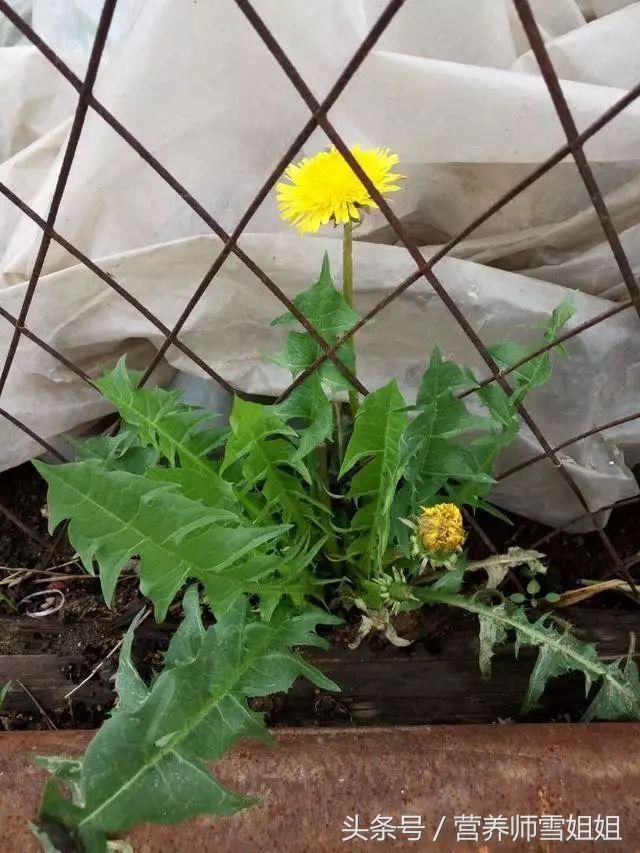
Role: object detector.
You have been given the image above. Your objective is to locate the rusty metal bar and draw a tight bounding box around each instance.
[512,0,640,317]
[138,0,406,386]
[0,180,238,394]
[0,1,365,398]
[235,0,624,573]
[0,407,64,462]
[0,306,93,387]
[498,410,640,482]
[0,0,118,401]
[532,495,640,549]
[1,726,639,851]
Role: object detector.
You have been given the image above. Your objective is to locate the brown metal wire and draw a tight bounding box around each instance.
[0,0,366,398]
[0,305,93,387]
[274,71,640,401]
[137,0,407,388]
[0,180,239,394]
[531,496,640,550]
[498,411,640,482]
[0,0,117,400]
[234,0,630,584]
[0,406,64,462]
[512,0,640,318]
[0,0,638,588]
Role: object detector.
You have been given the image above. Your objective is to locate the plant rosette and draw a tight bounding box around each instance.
[28,144,640,852]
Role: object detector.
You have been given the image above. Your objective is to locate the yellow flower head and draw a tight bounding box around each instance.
[276,145,404,234]
[418,503,465,554]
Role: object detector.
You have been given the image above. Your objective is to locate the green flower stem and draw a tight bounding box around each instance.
[235,489,264,523]
[333,399,344,463]
[315,442,337,556]
[342,220,359,419]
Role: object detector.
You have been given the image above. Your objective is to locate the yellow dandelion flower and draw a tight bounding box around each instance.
[418,503,465,554]
[276,145,404,234]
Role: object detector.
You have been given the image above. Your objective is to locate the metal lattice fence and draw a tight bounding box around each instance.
[0,0,639,593]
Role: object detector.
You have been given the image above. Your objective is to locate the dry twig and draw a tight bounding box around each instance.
[17,680,57,730]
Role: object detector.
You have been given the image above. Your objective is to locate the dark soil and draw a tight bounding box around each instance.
[0,463,54,568]
[0,462,638,731]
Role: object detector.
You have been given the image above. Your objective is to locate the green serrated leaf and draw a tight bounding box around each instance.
[404,348,495,513]
[222,398,319,534]
[164,585,206,667]
[415,589,640,720]
[583,653,640,721]
[114,609,150,713]
[415,345,478,403]
[95,358,226,474]
[488,298,575,406]
[271,254,359,392]
[37,595,340,850]
[203,555,280,614]
[146,466,240,518]
[276,372,333,461]
[34,757,85,808]
[272,253,359,338]
[450,301,574,508]
[204,533,329,618]
[520,615,600,711]
[222,398,297,464]
[68,428,156,475]
[340,381,407,572]
[478,605,509,678]
[35,460,287,619]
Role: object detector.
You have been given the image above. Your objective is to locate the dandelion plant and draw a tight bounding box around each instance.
[31,145,640,851]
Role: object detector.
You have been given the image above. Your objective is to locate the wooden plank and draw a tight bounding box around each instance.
[286,609,640,725]
[0,609,637,724]
[0,606,172,716]
[0,655,113,713]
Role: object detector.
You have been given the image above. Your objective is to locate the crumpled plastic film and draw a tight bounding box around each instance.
[0,0,638,530]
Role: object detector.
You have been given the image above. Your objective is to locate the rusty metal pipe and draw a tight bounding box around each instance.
[1,725,638,851]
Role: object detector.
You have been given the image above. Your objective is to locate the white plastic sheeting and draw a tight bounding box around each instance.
[0,0,639,529]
